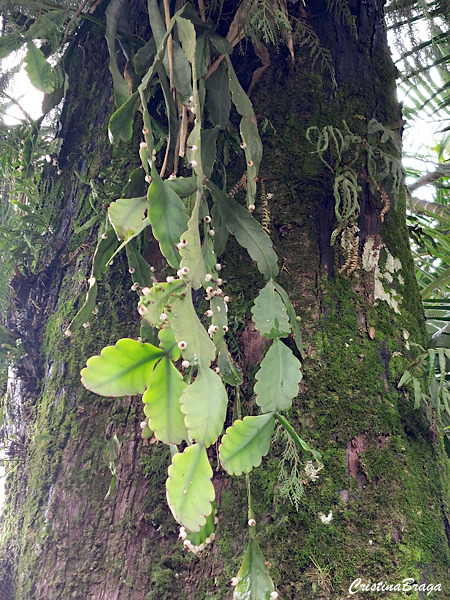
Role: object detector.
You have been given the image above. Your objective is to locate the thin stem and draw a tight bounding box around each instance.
[246,474,256,538]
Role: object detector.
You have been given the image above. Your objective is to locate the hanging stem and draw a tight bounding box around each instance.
[246,474,256,539]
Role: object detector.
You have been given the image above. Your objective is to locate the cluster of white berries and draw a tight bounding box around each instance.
[179,525,216,556]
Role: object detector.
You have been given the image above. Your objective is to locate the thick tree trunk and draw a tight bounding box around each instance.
[1,0,450,599]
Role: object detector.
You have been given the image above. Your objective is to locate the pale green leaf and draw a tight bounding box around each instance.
[413,377,422,409]
[81,339,164,397]
[255,340,302,413]
[275,413,321,460]
[185,501,216,547]
[166,443,215,531]
[143,356,188,444]
[240,116,262,207]
[219,414,275,475]
[147,164,189,268]
[108,91,140,143]
[208,180,278,280]
[251,279,290,338]
[179,193,207,290]
[176,16,196,64]
[108,196,148,241]
[398,369,412,388]
[158,326,180,360]
[24,40,54,93]
[170,288,216,366]
[273,282,305,359]
[125,239,154,289]
[233,539,275,600]
[180,366,228,447]
[140,279,186,327]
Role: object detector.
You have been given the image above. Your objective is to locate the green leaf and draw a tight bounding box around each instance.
[217,338,243,386]
[24,40,55,93]
[219,414,275,475]
[233,539,275,600]
[122,167,148,199]
[257,341,302,414]
[226,57,253,118]
[170,288,216,366]
[108,196,148,241]
[147,164,188,268]
[240,116,263,207]
[273,282,305,359]
[208,180,278,280]
[143,356,188,444]
[81,339,164,397]
[93,227,120,280]
[105,0,130,106]
[398,369,412,388]
[125,239,154,288]
[166,443,215,531]
[66,277,98,333]
[179,194,207,290]
[251,280,291,338]
[205,61,231,129]
[413,377,422,409]
[176,16,196,64]
[195,34,209,79]
[201,128,219,179]
[184,501,216,548]
[139,279,186,327]
[108,91,140,144]
[164,176,198,198]
[133,38,156,76]
[275,413,321,461]
[180,366,228,447]
[158,326,180,360]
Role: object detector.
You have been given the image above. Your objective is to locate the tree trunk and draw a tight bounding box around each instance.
[1,1,450,599]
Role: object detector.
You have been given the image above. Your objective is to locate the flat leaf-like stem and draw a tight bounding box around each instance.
[170,287,216,366]
[254,339,302,413]
[275,413,321,461]
[166,443,215,531]
[207,180,278,280]
[251,279,290,338]
[180,366,228,447]
[143,356,188,444]
[81,339,164,397]
[147,164,189,268]
[219,414,275,475]
[109,196,148,241]
[233,538,275,600]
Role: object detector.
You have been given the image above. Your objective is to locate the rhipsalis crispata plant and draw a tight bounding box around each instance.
[59,2,323,596]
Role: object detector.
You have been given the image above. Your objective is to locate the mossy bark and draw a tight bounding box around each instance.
[1,1,450,599]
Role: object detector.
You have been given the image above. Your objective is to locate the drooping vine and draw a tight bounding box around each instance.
[57,2,324,597]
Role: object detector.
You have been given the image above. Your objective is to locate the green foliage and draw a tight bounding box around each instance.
[24,40,55,93]
[166,443,215,531]
[81,338,164,397]
[232,538,275,600]
[180,366,228,447]
[254,339,302,413]
[219,414,275,475]
[143,356,188,444]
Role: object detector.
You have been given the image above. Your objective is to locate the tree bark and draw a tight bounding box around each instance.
[1,1,450,599]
